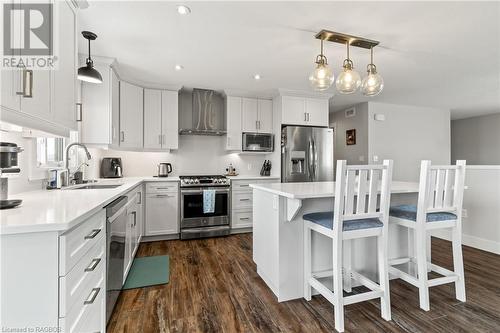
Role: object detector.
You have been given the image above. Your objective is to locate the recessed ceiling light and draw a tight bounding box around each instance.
[175,64,184,71]
[253,74,261,80]
[176,5,191,15]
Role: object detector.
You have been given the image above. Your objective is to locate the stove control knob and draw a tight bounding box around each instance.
[194,178,199,184]
[189,179,194,184]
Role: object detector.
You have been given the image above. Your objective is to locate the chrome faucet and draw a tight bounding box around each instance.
[65,143,92,185]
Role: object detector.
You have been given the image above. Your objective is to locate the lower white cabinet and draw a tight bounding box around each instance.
[231,178,279,231]
[124,185,144,279]
[145,182,179,236]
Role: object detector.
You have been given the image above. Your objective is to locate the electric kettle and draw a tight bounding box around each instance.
[157,163,172,177]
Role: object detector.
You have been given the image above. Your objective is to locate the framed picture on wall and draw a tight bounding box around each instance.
[346,129,356,145]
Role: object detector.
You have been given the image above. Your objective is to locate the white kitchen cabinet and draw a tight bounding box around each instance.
[241,97,273,133]
[145,183,179,236]
[0,0,77,135]
[257,99,273,133]
[111,70,120,146]
[119,81,144,149]
[279,95,329,127]
[143,89,179,150]
[144,89,163,149]
[242,98,259,132]
[161,90,179,150]
[225,96,242,150]
[52,0,77,130]
[124,186,144,278]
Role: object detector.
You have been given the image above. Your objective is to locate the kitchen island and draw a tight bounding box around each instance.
[250,181,419,302]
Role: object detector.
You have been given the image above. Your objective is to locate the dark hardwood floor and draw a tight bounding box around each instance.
[107,234,500,333]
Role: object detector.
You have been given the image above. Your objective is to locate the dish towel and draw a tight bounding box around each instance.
[203,189,216,214]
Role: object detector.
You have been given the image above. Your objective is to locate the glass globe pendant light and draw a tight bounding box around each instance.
[309,40,334,91]
[335,42,361,94]
[361,47,384,96]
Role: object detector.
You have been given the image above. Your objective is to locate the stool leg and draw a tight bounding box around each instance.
[452,225,466,302]
[303,223,312,301]
[343,240,352,293]
[416,227,430,311]
[333,236,344,332]
[377,233,391,321]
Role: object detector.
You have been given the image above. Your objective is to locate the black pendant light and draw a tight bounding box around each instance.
[78,31,103,84]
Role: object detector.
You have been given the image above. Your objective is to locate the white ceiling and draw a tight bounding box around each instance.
[79,1,500,119]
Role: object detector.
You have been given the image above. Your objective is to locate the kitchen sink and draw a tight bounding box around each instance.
[69,184,123,190]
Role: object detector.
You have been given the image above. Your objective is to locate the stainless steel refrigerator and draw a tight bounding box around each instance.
[281,126,334,183]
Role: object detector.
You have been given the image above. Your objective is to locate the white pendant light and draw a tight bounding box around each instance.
[361,47,384,96]
[335,42,361,94]
[309,40,334,91]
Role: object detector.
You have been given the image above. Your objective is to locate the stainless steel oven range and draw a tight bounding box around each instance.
[180,175,230,239]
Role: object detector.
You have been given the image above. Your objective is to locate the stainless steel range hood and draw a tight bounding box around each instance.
[179,88,226,136]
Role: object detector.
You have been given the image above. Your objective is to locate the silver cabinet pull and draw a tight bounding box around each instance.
[239,184,249,187]
[155,194,173,198]
[239,217,250,220]
[131,211,137,227]
[84,258,101,272]
[84,288,100,305]
[307,113,310,122]
[137,192,142,204]
[158,134,162,145]
[17,69,33,98]
[76,103,83,122]
[304,112,307,121]
[239,198,250,201]
[84,229,101,240]
[120,131,125,142]
[162,134,166,145]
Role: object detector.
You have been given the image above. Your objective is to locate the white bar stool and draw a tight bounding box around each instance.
[303,160,393,333]
[389,160,467,311]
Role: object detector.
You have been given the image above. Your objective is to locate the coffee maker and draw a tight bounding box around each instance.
[0,142,23,209]
[101,158,123,178]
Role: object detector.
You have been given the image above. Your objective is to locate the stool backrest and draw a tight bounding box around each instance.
[416,160,466,222]
[333,160,393,234]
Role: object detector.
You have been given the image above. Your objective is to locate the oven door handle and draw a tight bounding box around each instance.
[181,188,230,194]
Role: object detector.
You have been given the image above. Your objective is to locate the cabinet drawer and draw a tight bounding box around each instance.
[231,180,253,192]
[59,209,106,276]
[232,191,253,209]
[146,182,178,194]
[59,240,105,317]
[59,272,105,333]
[232,210,253,229]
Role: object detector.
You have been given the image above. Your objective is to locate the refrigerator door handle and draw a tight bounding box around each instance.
[312,139,318,181]
[308,139,314,181]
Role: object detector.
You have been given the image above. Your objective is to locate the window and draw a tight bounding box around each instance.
[36,137,65,168]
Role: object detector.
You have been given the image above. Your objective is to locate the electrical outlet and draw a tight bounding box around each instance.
[462,209,468,218]
[373,155,379,162]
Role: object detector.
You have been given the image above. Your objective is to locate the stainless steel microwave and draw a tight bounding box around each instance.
[242,132,274,152]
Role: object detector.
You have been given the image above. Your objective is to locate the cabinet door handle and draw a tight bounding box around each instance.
[84,229,101,240]
[131,211,137,226]
[158,134,162,145]
[76,103,83,122]
[239,217,250,220]
[162,134,166,145]
[17,69,33,98]
[155,194,173,198]
[304,112,307,121]
[84,258,102,272]
[137,192,142,204]
[120,131,125,142]
[239,198,250,201]
[84,288,101,305]
[307,113,310,122]
[239,184,249,187]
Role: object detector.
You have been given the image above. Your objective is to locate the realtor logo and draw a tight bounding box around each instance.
[2,2,55,69]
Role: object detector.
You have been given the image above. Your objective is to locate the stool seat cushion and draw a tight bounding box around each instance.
[302,211,383,231]
[389,205,457,222]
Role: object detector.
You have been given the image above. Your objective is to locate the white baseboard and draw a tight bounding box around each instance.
[432,230,500,255]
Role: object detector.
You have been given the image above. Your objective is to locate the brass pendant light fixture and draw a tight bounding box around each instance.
[309,30,382,96]
[309,39,334,91]
[361,47,384,96]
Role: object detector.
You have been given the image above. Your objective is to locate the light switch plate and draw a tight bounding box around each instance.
[373,155,379,162]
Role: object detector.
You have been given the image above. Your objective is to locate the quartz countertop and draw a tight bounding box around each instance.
[0,177,179,235]
[250,181,420,199]
[227,175,280,180]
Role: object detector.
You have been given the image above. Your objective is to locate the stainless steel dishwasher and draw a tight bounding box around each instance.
[105,196,128,323]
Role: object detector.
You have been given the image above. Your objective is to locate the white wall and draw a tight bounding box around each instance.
[86,135,275,178]
[330,103,368,165]
[451,113,500,164]
[368,102,451,181]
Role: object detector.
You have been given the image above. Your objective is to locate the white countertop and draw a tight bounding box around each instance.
[0,177,179,236]
[250,181,420,199]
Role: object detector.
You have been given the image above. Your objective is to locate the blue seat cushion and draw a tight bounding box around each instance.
[389,205,457,222]
[302,211,383,231]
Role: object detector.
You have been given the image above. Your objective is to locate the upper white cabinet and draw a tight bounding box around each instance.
[278,94,330,127]
[0,0,77,135]
[144,89,179,150]
[241,97,273,133]
[225,96,242,150]
[119,82,143,149]
[80,60,120,146]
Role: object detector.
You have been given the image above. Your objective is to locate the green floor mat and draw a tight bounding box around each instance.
[123,255,169,290]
